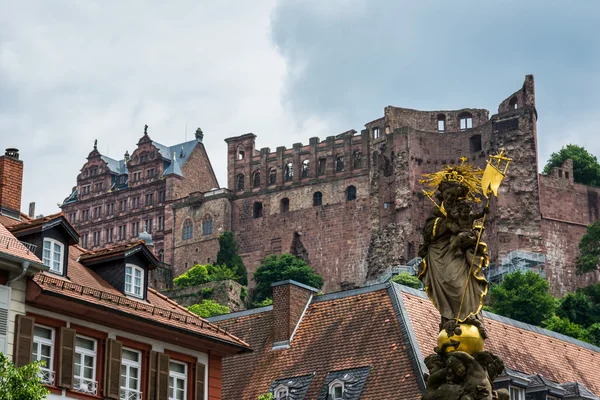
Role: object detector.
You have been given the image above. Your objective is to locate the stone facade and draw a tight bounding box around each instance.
[160,279,246,312]
[61,75,600,295]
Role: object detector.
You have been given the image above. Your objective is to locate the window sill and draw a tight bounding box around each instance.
[44,385,63,395]
[66,389,103,400]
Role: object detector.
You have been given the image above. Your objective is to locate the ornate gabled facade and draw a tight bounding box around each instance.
[60,126,217,287]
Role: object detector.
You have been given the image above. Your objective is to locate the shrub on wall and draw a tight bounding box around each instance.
[188,300,230,318]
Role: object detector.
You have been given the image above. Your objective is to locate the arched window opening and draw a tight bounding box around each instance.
[437,114,446,133]
[269,168,277,185]
[182,219,193,240]
[373,126,380,139]
[253,202,263,218]
[252,170,261,188]
[469,135,482,153]
[459,112,473,131]
[202,214,213,235]
[313,191,323,207]
[353,150,362,169]
[284,162,293,181]
[237,146,245,160]
[346,185,357,201]
[280,198,290,213]
[236,174,245,191]
[509,96,518,110]
[317,158,326,176]
[158,250,164,263]
[301,159,310,178]
[335,155,344,172]
[329,381,344,400]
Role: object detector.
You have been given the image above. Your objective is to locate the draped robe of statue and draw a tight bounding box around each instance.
[418,207,489,323]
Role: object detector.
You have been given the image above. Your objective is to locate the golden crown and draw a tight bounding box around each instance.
[443,171,465,183]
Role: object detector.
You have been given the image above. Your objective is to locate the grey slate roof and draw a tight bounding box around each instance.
[101,155,127,174]
[561,382,600,400]
[162,140,198,176]
[316,366,371,400]
[269,374,314,400]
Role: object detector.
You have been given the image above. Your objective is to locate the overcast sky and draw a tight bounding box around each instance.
[2,0,600,215]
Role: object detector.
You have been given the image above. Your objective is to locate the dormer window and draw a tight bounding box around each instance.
[125,264,144,298]
[43,238,64,275]
[273,385,288,399]
[329,380,344,399]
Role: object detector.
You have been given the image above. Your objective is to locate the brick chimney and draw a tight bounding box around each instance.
[0,148,23,219]
[271,280,318,349]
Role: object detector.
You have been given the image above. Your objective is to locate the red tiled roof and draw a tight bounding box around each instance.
[0,212,32,227]
[0,221,43,265]
[78,240,149,262]
[400,289,600,396]
[7,212,64,233]
[215,287,423,400]
[32,243,249,350]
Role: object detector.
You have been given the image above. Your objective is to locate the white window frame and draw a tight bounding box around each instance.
[43,238,64,275]
[329,380,345,400]
[169,360,188,400]
[121,348,142,399]
[509,386,526,400]
[32,324,55,385]
[0,285,11,354]
[125,264,144,299]
[460,115,473,131]
[273,384,288,400]
[74,335,98,395]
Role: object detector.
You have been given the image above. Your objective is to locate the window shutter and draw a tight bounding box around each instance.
[58,327,76,388]
[13,314,34,367]
[157,352,170,399]
[0,285,10,354]
[104,339,122,399]
[147,351,158,400]
[195,363,206,400]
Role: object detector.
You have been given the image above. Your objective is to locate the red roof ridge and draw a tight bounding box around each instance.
[35,273,248,348]
[148,288,250,347]
[8,212,66,232]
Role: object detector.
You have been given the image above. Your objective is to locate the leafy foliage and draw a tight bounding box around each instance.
[576,221,600,274]
[216,232,248,285]
[173,264,239,288]
[582,323,600,347]
[557,291,594,327]
[258,394,274,400]
[201,287,213,299]
[0,353,50,400]
[188,300,230,318]
[488,271,556,326]
[391,272,422,289]
[253,254,324,302]
[542,315,586,340]
[543,144,600,186]
[252,297,273,308]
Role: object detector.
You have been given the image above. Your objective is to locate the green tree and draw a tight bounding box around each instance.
[391,272,422,289]
[543,144,600,186]
[216,232,248,285]
[582,323,600,347]
[258,394,274,400]
[0,353,50,400]
[173,264,210,288]
[557,291,594,327]
[253,254,324,303]
[188,300,230,318]
[542,315,586,340]
[576,222,600,274]
[488,271,556,326]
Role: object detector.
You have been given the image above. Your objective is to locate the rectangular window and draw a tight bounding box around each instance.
[120,348,142,399]
[118,225,127,241]
[159,190,166,203]
[158,216,164,231]
[82,210,89,221]
[119,175,128,185]
[140,154,148,163]
[169,361,187,400]
[119,200,127,212]
[82,185,91,195]
[509,387,525,400]
[132,171,142,182]
[43,238,64,274]
[69,213,76,223]
[93,206,102,219]
[317,158,326,176]
[94,182,103,192]
[106,228,114,243]
[132,197,140,209]
[145,193,153,206]
[125,265,144,298]
[131,222,140,237]
[146,168,155,179]
[92,231,101,247]
[106,203,115,216]
[32,325,55,385]
[144,219,153,234]
[373,127,380,139]
[74,336,98,395]
[90,167,98,176]
[81,233,89,248]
